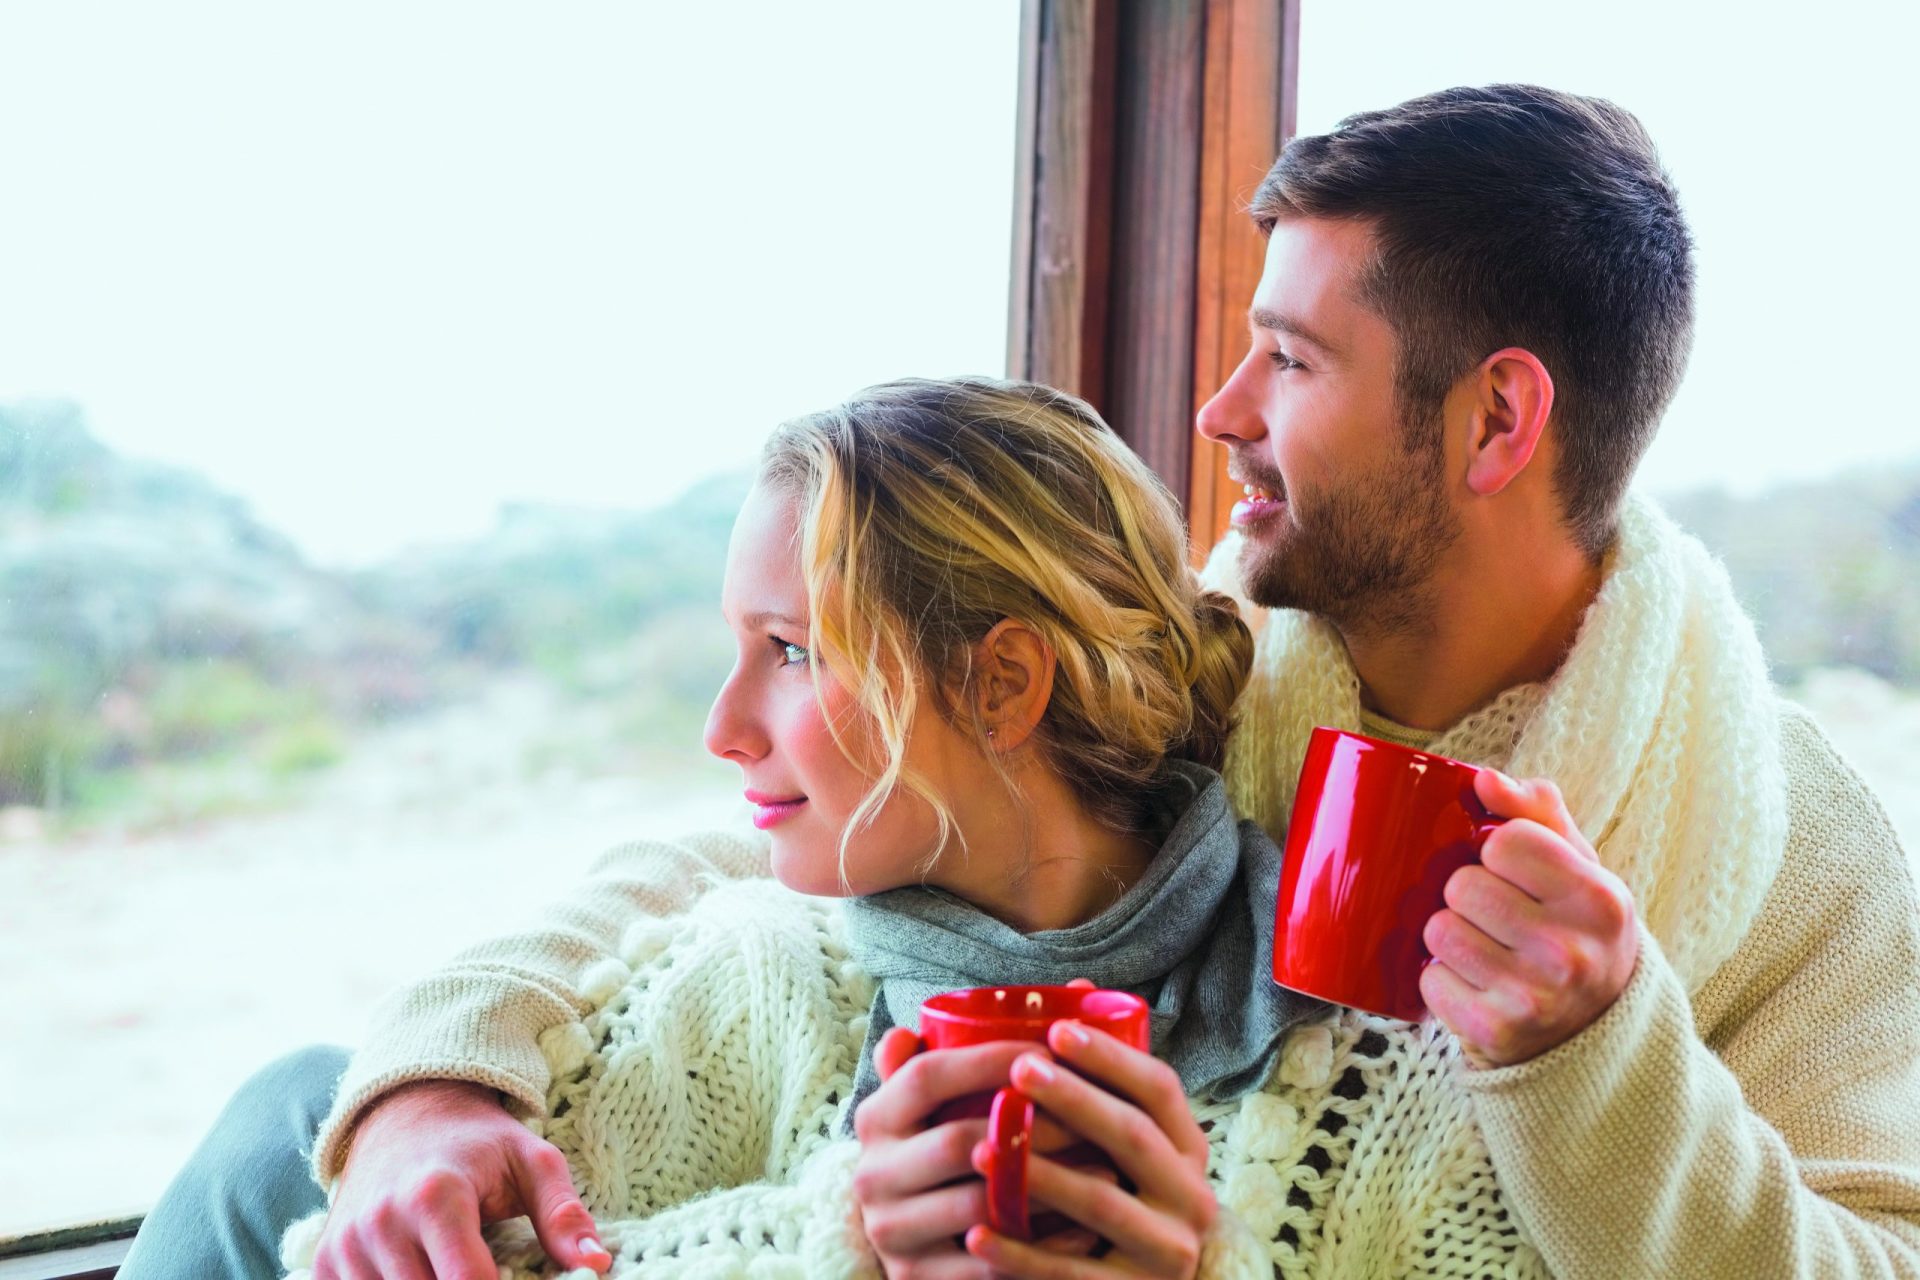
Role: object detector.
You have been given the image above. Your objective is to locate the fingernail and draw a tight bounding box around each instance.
[1057,1020,1091,1049]
[1016,1053,1057,1085]
[578,1237,609,1261]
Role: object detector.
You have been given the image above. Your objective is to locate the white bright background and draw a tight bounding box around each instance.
[0,0,1028,1237]
[4,4,1915,567]
[1298,1,1920,497]
[0,3,1024,567]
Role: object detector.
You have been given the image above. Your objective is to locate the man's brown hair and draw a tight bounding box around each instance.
[1250,84,1695,556]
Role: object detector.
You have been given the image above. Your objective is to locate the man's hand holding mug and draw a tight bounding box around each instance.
[1421,770,1640,1068]
[1275,727,1640,1071]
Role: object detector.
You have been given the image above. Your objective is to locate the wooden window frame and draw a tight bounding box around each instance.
[1007,0,1302,559]
[0,1218,139,1280]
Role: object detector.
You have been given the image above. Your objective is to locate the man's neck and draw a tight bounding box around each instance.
[1343,531,1605,733]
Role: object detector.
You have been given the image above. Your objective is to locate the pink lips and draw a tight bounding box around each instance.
[745,789,807,830]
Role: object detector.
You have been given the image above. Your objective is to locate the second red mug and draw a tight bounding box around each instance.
[1274,726,1508,1022]
[918,984,1150,1240]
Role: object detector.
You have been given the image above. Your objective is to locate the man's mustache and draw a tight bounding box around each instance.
[1228,450,1287,500]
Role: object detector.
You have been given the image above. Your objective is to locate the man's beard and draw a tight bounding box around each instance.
[1237,433,1460,637]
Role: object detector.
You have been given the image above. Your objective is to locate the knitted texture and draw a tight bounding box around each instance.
[1193,707,1920,1277]
[1208,493,1787,995]
[843,763,1315,1118]
[305,827,776,1185]
[283,876,1274,1279]
[281,713,1920,1278]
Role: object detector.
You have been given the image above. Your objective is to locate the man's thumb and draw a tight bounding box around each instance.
[516,1140,611,1274]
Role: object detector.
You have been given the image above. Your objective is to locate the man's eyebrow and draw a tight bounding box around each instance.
[1249,307,1340,355]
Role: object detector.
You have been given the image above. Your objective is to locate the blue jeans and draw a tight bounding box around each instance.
[118,1045,348,1280]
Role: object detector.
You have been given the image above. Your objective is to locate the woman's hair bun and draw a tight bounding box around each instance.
[1169,587,1253,772]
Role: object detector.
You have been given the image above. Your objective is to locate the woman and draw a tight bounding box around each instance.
[278,376,1317,1277]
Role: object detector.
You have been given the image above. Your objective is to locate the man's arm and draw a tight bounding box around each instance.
[1462,707,1920,1276]
[311,825,771,1183]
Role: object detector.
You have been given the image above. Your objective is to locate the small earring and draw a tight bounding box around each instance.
[986,729,997,740]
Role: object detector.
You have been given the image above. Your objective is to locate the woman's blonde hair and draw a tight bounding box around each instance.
[759,376,1253,867]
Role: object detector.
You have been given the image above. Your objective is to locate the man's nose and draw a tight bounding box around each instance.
[1195,358,1267,445]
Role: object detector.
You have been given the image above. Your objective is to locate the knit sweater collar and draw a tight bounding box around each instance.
[1206,492,1788,994]
[839,761,1322,1118]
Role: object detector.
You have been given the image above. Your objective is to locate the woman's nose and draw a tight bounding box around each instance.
[703,671,764,764]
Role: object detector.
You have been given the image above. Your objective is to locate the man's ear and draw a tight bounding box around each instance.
[971,619,1055,752]
[1463,347,1555,497]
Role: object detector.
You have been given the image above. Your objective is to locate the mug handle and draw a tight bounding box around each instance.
[1415,798,1511,973]
[1470,786,1510,852]
[983,1085,1035,1239]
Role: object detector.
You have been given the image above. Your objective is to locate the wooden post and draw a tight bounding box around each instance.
[1008,0,1298,553]
[1188,0,1300,561]
[1006,0,1117,403]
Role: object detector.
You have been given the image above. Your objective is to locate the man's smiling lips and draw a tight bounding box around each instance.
[744,789,807,829]
[1228,469,1288,528]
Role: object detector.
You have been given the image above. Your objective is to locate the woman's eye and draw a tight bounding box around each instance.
[776,638,811,667]
[1268,351,1304,372]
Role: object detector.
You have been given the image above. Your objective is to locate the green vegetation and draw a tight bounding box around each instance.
[1667,470,1920,685]
[0,705,98,809]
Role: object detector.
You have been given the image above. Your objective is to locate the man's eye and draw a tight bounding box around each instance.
[1268,351,1304,372]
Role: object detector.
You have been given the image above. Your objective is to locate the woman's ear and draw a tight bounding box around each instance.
[1463,346,1555,497]
[971,619,1055,752]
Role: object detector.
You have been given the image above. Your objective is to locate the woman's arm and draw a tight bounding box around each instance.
[312,826,771,1182]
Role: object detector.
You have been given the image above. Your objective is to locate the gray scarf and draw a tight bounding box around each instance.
[840,761,1323,1125]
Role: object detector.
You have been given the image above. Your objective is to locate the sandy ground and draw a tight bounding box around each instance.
[2,669,1915,1237]
[0,676,745,1236]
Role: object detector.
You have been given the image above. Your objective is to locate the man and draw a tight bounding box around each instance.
[1187,84,1920,1274]
[121,85,1920,1278]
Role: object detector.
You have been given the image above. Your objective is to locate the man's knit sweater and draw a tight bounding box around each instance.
[299,698,1920,1278]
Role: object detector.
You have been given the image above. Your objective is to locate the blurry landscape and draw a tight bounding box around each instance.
[3,402,1918,1232]
[0,400,747,834]
[4,400,1916,838]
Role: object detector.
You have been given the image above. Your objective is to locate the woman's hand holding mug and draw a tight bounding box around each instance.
[854,981,1213,1279]
[853,1029,1102,1278]
[962,1020,1217,1280]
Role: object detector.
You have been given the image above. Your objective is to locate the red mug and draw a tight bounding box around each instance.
[918,985,1151,1240]
[1273,727,1508,1021]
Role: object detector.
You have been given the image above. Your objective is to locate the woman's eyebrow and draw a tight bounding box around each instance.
[741,610,807,631]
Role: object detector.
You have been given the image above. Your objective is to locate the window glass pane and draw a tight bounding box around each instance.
[1298,5,1920,859]
[0,2,1020,1235]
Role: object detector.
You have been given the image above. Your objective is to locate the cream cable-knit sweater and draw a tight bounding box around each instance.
[296,501,1920,1277]
[288,848,1273,1279]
